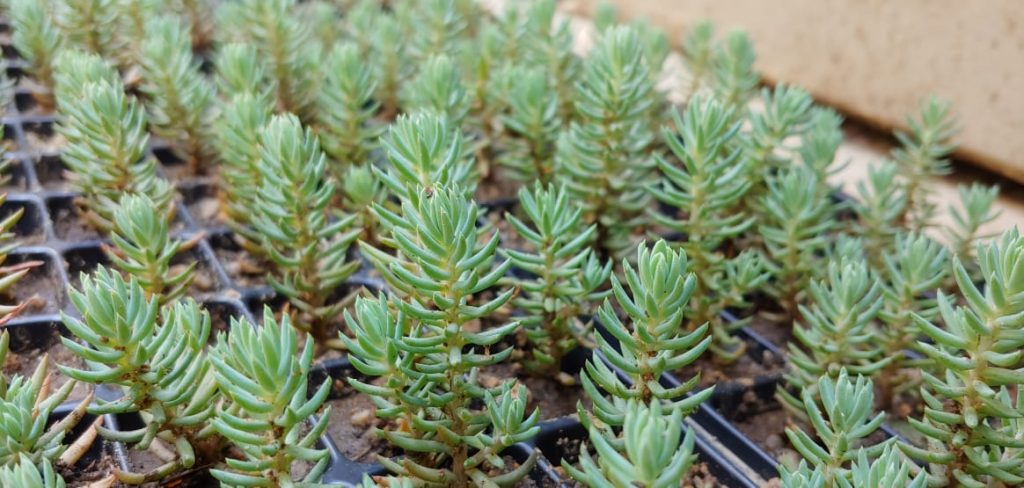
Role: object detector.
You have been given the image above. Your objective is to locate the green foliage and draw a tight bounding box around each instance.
[404,0,465,63]
[227,0,320,121]
[799,107,844,188]
[875,233,947,409]
[401,54,469,126]
[0,193,30,322]
[745,84,814,196]
[504,183,611,372]
[556,26,655,259]
[107,193,194,305]
[779,260,888,415]
[60,268,216,483]
[9,0,63,110]
[346,187,539,486]
[214,43,270,99]
[317,42,383,172]
[945,183,1000,263]
[342,164,386,246]
[710,30,759,110]
[784,370,888,485]
[112,0,161,69]
[565,401,697,488]
[782,445,926,488]
[0,458,65,488]
[853,164,907,269]
[251,115,360,344]
[892,97,957,230]
[650,96,767,360]
[582,240,713,427]
[138,15,215,174]
[901,229,1024,487]
[366,12,407,118]
[171,0,215,49]
[57,77,173,232]
[681,21,715,95]
[54,0,118,59]
[375,111,476,205]
[497,66,560,183]
[209,310,330,487]
[0,333,88,468]
[522,0,580,120]
[211,89,273,244]
[52,50,119,111]
[759,165,836,315]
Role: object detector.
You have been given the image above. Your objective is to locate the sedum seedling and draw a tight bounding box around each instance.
[53,0,118,60]
[346,186,540,487]
[317,41,383,173]
[892,96,957,231]
[251,115,360,346]
[504,182,611,373]
[9,0,63,111]
[59,268,217,483]
[0,458,66,488]
[106,194,195,305]
[498,66,560,184]
[138,15,215,175]
[782,444,925,488]
[582,240,713,427]
[209,310,330,487]
[566,400,697,488]
[901,229,1024,487]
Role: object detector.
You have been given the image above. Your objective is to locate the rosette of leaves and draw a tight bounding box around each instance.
[900,229,1024,487]
[214,43,271,99]
[759,165,836,316]
[344,187,541,486]
[522,0,580,121]
[138,15,215,175]
[53,0,118,59]
[875,233,947,410]
[778,260,888,415]
[57,76,172,232]
[52,50,119,111]
[785,370,889,485]
[59,268,217,483]
[106,194,194,305]
[650,96,768,361]
[9,0,63,110]
[782,444,925,488]
[317,42,383,173]
[224,0,320,121]
[0,333,94,471]
[250,114,360,346]
[582,240,713,427]
[892,97,957,231]
[565,400,697,488]
[0,459,66,488]
[504,182,611,373]
[209,310,330,487]
[498,66,560,184]
[556,26,656,260]
[373,111,476,206]
[853,164,907,270]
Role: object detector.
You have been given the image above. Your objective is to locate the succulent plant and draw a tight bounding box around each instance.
[785,370,889,484]
[365,13,407,119]
[556,26,656,260]
[853,164,908,270]
[710,30,759,110]
[744,84,814,205]
[759,165,837,316]
[504,182,611,373]
[250,114,360,346]
[498,66,560,184]
[209,310,330,487]
[401,54,469,126]
[404,0,466,63]
[681,21,715,96]
[892,96,958,231]
[900,229,1024,487]
[522,0,580,121]
[317,42,383,173]
[582,240,713,427]
[52,50,119,112]
[875,233,947,410]
[54,0,118,60]
[60,268,217,483]
[106,193,194,305]
[112,0,160,70]
[782,444,926,488]
[8,0,63,110]
[345,186,540,486]
[57,74,172,232]
[650,96,768,360]
[341,164,387,246]
[0,458,66,488]
[138,15,215,175]
[172,0,215,49]
[214,43,271,99]
[566,400,697,488]
[944,182,1000,264]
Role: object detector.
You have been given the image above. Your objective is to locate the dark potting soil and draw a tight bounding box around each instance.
[185,192,222,230]
[4,342,90,401]
[747,314,793,351]
[7,262,61,315]
[214,244,268,290]
[732,408,800,467]
[23,128,66,154]
[59,451,116,486]
[324,393,397,463]
[475,174,519,204]
[480,361,585,421]
[50,204,102,242]
[673,345,785,390]
[488,209,529,252]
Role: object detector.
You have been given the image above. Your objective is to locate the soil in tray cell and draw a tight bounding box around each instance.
[3,330,90,402]
[674,342,786,390]
[181,182,223,229]
[6,254,62,315]
[480,360,586,422]
[324,381,399,464]
[58,452,117,486]
[22,121,66,154]
[34,154,69,191]
[210,232,269,290]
